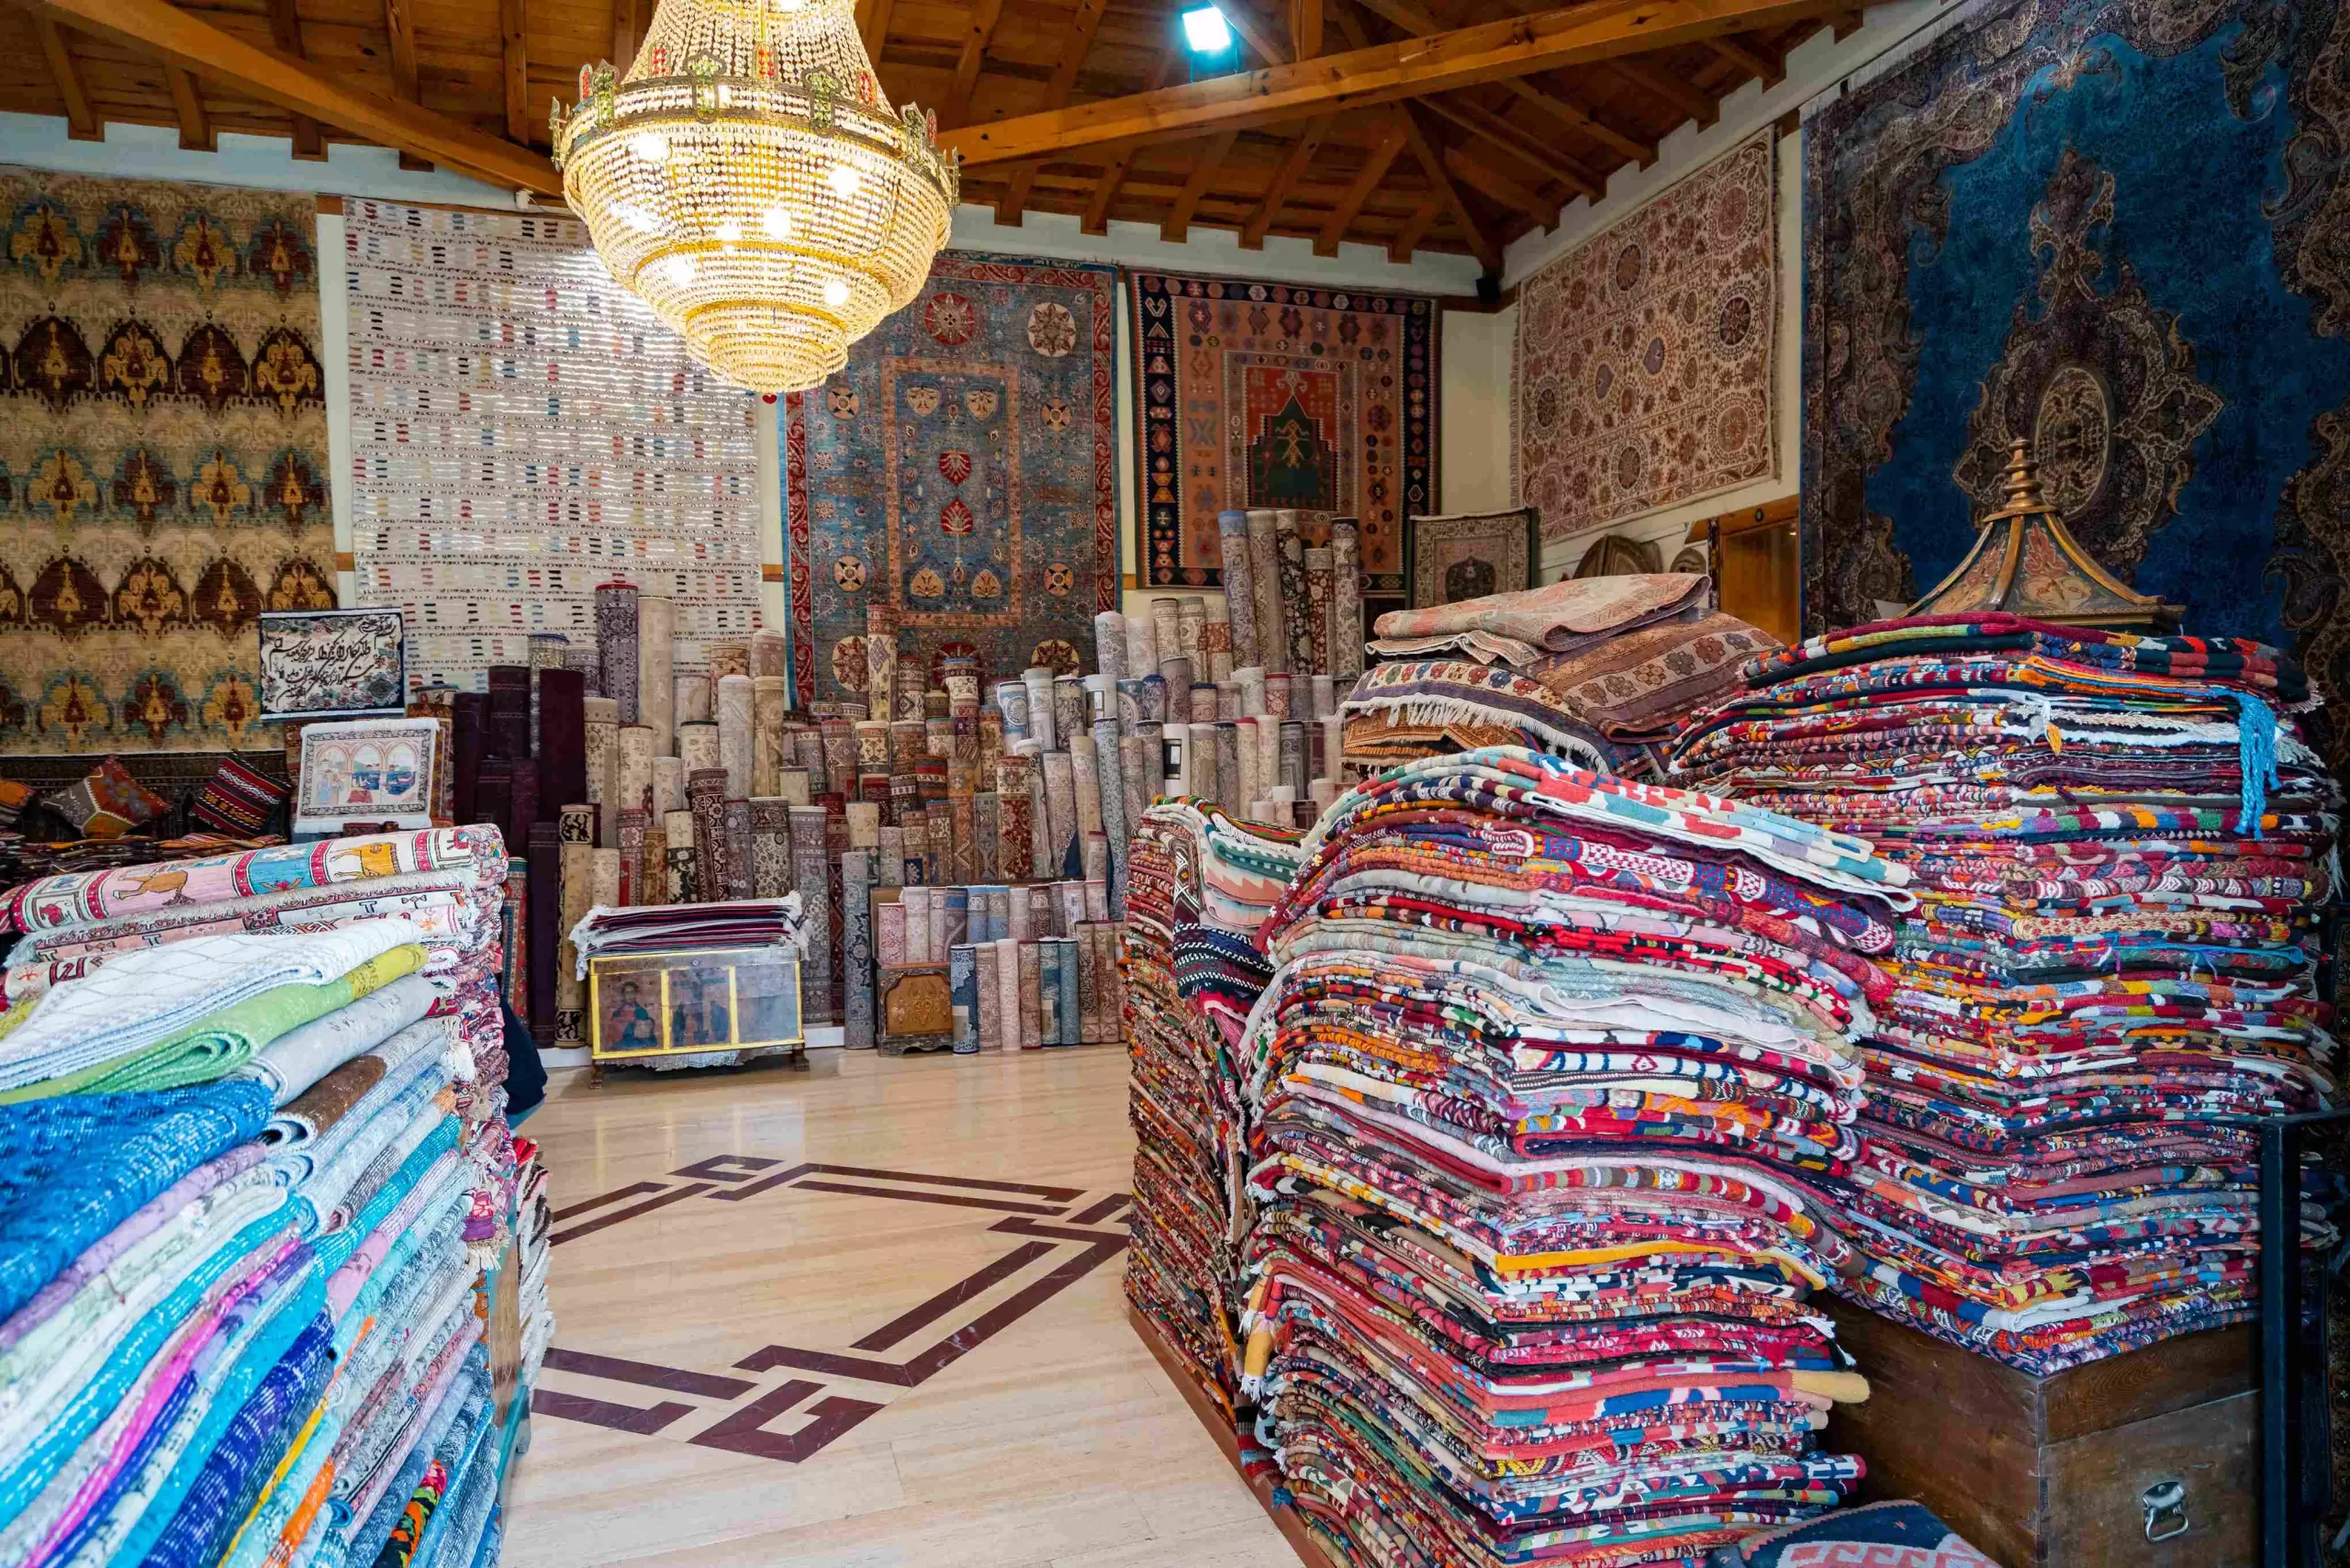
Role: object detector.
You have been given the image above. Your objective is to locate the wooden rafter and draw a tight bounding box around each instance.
[993,0,1111,224]
[1223,2,1292,65]
[165,64,212,151]
[502,0,530,144]
[1290,0,1325,59]
[611,0,642,75]
[1239,111,1332,248]
[941,0,1007,128]
[17,0,565,193]
[1705,32,1784,84]
[1348,0,1652,170]
[1604,55,1717,126]
[1396,104,1498,273]
[855,0,894,62]
[1078,23,1183,236]
[1419,94,1597,198]
[263,0,325,157]
[1505,76,1654,167]
[1444,143,1555,228]
[1315,112,1407,256]
[1386,190,1442,263]
[1162,129,1238,241]
[31,17,98,141]
[937,0,1842,167]
[382,0,419,102]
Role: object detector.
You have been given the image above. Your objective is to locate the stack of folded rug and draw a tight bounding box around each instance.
[1236,747,1899,1567]
[1670,613,2340,1372]
[1123,800,1304,1414]
[0,917,514,1566]
[513,1136,554,1385]
[1342,576,1779,779]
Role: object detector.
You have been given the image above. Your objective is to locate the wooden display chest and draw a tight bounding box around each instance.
[1825,1300,2256,1568]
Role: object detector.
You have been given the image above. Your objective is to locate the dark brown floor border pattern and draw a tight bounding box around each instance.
[532,1155,1131,1465]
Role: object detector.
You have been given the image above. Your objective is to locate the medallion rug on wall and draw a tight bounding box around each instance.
[784,251,1118,704]
[1128,269,1438,596]
[344,197,763,693]
[1513,132,1778,540]
[0,168,335,754]
[1803,0,2350,751]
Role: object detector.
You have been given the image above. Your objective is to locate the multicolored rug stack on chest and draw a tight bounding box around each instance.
[0,827,540,1568]
[1671,613,2341,1372]
[1226,747,1900,1567]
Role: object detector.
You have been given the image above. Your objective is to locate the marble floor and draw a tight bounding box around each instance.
[501,1047,1293,1568]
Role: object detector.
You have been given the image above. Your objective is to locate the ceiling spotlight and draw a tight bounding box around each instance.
[1180,6,1234,54]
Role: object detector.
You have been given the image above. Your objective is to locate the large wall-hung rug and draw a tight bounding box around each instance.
[1128,269,1438,593]
[1803,0,2350,749]
[1514,133,1777,539]
[344,198,762,692]
[785,252,1117,704]
[0,168,334,754]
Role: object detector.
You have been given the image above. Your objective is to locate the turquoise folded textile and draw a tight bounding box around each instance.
[0,1078,273,1326]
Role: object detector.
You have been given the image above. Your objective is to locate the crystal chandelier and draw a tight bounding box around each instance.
[552,0,958,394]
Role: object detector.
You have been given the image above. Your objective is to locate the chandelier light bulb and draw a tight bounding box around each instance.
[554,0,957,394]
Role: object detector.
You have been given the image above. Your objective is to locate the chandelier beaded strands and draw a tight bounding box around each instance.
[552,0,959,395]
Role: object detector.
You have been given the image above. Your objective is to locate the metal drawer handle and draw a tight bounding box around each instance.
[2143,1480,2190,1542]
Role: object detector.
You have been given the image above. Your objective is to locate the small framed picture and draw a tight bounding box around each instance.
[258,608,408,719]
[588,946,805,1063]
[1403,508,1541,609]
[295,716,439,834]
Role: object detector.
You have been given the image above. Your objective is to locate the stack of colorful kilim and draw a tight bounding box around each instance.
[1670,613,2341,1372]
[1123,800,1304,1416]
[0,828,533,1567]
[1237,746,1903,1568]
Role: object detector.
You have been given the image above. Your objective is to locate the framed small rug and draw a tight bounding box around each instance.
[257,608,407,719]
[1404,508,1540,608]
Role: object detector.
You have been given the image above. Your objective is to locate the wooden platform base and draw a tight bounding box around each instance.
[1826,1300,2256,1568]
[1127,1305,1337,1568]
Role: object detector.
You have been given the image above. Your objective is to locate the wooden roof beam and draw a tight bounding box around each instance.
[611,0,642,74]
[1290,0,1324,59]
[1222,2,1292,65]
[1396,103,1498,274]
[1316,112,1407,256]
[1506,76,1654,167]
[1239,112,1333,248]
[1442,143,1556,229]
[1603,55,1717,125]
[382,0,418,101]
[1386,189,1442,263]
[1418,94,1598,199]
[264,0,325,159]
[32,17,99,141]
[941,0,1008,127]
[939,0,1863,166]
[502,0,529,144]
[856,0,893,62]
[165,64,212,151]
[1706,32,1785,85]
[17,0,565,193]
[992,0,1111,223]
[1161,128,1239,241]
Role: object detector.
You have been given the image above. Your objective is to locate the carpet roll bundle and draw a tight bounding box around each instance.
[0,825,535,1568]
[1669,613,2340,1372]
[1122,801,1304,1414]
[1235,747,1899,1567]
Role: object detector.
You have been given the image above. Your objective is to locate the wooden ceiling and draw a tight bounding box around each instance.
[0,0,1877,269]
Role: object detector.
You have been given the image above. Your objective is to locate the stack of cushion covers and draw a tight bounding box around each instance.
[1670,614,2340,1372]
[1124,801,1304,1413]
[0,826,531,1568]
[1221,747,1902,1567]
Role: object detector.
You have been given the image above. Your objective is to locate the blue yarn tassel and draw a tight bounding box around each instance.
[2232,691,2280,838]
